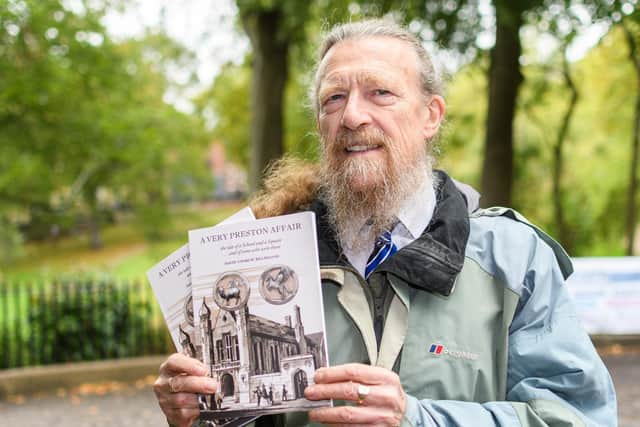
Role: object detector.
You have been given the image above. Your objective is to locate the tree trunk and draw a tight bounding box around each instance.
[623,21,640,255]
[87,211,103,250]
[85,190,103,250]
[242,10,288,194]
[480,2,524,207]
[552,52,578,254]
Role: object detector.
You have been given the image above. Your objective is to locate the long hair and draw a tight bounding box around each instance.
[249,157,320,219]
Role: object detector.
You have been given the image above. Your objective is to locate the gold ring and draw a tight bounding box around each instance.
[356,384,370,405]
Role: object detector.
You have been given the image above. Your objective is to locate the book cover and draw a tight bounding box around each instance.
[188,212,330,419]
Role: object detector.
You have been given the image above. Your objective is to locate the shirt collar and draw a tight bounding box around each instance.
[337,178,437,278]
[394,179,436,239]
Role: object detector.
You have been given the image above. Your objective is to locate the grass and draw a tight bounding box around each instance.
[0,202,246,283]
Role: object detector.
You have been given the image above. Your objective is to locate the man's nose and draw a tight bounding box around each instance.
[340,92,371,130]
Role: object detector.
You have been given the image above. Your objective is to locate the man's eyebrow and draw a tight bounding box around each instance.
[356,71,396,88]
[320,71,397,90]
[318,75,347,91]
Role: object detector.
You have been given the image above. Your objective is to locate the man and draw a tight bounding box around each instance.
[153,19,616,427]
[262,384,269,406]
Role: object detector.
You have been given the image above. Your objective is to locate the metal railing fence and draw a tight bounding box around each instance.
[0,279,171,369]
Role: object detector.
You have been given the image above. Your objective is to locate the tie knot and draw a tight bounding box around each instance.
[375,231,393,247]
[365,231,397,279]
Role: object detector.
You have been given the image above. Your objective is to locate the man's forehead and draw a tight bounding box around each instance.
[320,68,398,88]
[317,36,419,84]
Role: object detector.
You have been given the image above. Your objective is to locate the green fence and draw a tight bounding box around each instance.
[0,279,172,369]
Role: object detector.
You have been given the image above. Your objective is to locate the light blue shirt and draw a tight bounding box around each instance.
[344,182,437,277]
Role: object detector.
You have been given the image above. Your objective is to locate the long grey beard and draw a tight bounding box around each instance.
[319,145,434,254]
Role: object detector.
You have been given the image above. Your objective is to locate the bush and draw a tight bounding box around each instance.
[0,279,172,369]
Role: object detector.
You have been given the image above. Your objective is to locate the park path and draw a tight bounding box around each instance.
[0,376,166,426]
[604,352,640,427]
[0,353,638,426]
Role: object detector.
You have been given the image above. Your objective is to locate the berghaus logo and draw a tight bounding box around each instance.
[429,344,444,355]
[428,343,479,360]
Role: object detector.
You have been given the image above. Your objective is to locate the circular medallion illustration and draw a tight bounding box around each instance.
[213,272,250,311]
[259,265,298,304]
[184,294,194,326]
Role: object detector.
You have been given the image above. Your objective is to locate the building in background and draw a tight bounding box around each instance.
[208,142,247,200]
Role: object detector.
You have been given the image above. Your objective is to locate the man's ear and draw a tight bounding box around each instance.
[422,95,446,140]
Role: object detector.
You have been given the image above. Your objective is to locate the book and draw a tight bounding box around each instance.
[147,207,258,427]
[188,211,330,420]
[146,207,255,357]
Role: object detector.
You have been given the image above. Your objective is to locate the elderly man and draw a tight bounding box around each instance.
[154,19,616,427]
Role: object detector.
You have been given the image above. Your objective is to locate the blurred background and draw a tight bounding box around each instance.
[0,0,639,425]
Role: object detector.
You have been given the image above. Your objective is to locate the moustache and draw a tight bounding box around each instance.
[335,127,389,151]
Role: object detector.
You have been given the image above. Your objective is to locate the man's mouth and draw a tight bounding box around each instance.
[345,144,382,153]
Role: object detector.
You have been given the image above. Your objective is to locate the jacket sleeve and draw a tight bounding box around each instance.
[401,223,617,427]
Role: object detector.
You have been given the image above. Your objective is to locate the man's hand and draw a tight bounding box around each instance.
[305,363,407,426]
[153,353,218,427]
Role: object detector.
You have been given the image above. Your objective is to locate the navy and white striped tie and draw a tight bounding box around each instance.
[365,231,397,279]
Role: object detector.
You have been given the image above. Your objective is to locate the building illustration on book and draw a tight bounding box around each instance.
[192,293,327,415]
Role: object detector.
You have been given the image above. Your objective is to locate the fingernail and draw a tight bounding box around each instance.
[196,365,207,375]
[314,371,324,382]
[205,378,217,393]
[304,386,315,397]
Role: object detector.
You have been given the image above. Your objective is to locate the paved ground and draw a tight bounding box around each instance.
[602,352,640,427]
[0,353,637,426]
[0,376,166,426]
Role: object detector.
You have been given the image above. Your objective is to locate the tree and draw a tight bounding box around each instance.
[0,0,211,250]
[480,1,543,207]
[622,12,640,254]
[481,0,635,207]
[551,49,579,252]
[236,0,312,192]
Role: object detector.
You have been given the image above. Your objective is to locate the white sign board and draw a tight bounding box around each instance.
[566,257,640,335]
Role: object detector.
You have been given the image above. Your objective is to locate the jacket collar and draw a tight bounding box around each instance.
[311,170,470,297]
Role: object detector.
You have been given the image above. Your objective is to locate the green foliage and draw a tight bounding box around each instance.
[0,0,212,252]
[434,21,639,256]
[236,0,311,44]
[565,25,637,254]
[0,213,24,263]
[524,30,631,252]
[3,0,636,258]
[375,0,483,52]
[196,62,251,166]
[438,55,489,188]
[27,282,149,362]
[0,280,170,368]
[283,68,319,161]
[197,57,319,169]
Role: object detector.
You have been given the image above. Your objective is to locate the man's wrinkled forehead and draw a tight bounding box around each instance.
[315,36,419,89]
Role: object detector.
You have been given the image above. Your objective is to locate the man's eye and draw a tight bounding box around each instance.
[373,89,391,96]
[325,94,344,103]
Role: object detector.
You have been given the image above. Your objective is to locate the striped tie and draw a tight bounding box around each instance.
[365,231,397,279]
